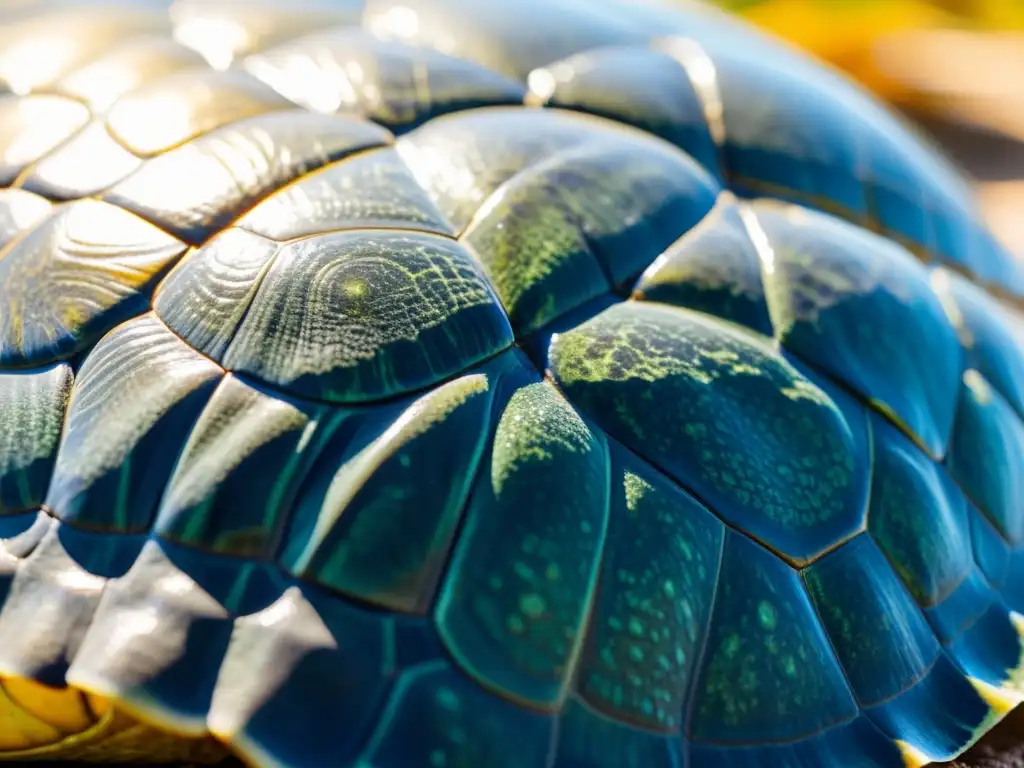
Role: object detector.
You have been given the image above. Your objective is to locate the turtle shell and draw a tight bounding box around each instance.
[0,0,1021,766]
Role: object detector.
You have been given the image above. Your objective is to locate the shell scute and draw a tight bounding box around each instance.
[755,201,963,459]
[0,201,187,368]
[633,195,773,336]
[358,660,555,768]
[803,533,996,762]
[208,584,399,768]
[245,27,527,131]
[462,132,719,336]
[547,300,869,564]
[105,110,392,245]
[220,229,514,403]
[528,44,721,182]
[280,364,495,614]
[575,446,723,733]
[436,370,610,709]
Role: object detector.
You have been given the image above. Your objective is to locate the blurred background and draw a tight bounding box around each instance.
[709,0,1024,263]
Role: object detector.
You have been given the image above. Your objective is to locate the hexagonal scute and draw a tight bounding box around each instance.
[546,300,870,564]
[753,201,962,458]
[105,110,392,244]
[527,43,721,179]
[687,530,903,767]
[219,229,514,403]
[159,227,515,400]
[436,368,610,709]
[804,533,999,763]
[461,129,719,335]
[947,370,1024,546]
[0,201,188,368]
[868,415,1024,698]
[245,27,527,131]
[633,194,773,336]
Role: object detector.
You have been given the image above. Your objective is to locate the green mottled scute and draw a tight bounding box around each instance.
[437,374,610,707]
[576,449,723,731]
[0,0,1021,767]
[549,301,867,564]
[690,532,857,743]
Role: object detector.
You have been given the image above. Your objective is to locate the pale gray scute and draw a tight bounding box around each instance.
[21,120,144,200]
[0,200,188,368]
[105,110,394,244]
[397,107,614,233]
[170,0,367,69]
[65,539,230,736]
[0,94,90,186]
[221,229,514,403]
[55,34,207,111]
[244,26,526,129]
[0,512,52,561]
[0,363,73,515]
[207,586,335,750]
[0,7,167,94]
[0,188,51,250]
[105,68,294,157]
[45,314,223,526]
[154,227,281,362]
[237,146,455,242]
[0,525,105,683]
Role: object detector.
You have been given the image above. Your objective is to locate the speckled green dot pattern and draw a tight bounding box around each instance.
[548,300,865,564]
[576,448,724,731]
[868,415,975,607]
[436,373,610,707]
[689,531,858,744]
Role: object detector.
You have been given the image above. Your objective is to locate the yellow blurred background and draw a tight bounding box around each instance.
[712,0,1024,262]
